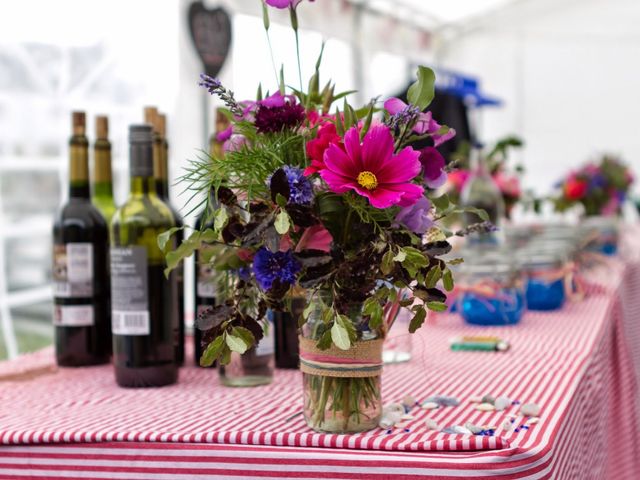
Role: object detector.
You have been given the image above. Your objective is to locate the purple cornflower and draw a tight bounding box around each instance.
[282,166,313,205]
[252,248,301,291]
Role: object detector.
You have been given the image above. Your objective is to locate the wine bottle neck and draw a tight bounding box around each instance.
[69,135,89,199]
[93,140,113,184]
[130,176,157,196]
[470,150,488,176]
[153,138,170,199]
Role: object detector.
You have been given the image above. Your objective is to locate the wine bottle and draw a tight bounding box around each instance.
[273,295,305,369]
[194,189,217,366]
[110,125,178,387]
[52,111,111,366]
[91,115,117,222]
[152,111,185,365]
[460,147,505,244]
[209,109,230,158]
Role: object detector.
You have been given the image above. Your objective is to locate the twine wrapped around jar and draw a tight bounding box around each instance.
[298,337,383,378]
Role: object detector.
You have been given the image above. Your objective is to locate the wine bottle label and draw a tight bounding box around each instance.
[196,262,217,298]
[53,243,93,298]
[255,317,275,357]
[53,305,94,327]
[110,246,150,336]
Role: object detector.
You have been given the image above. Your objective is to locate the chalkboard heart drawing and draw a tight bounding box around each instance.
[188,2,232,78]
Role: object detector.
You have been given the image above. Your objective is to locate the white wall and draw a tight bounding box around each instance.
[438,0,640,195]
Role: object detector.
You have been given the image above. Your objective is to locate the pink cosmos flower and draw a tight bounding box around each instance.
[384,97,456,147]
[319,125,423,209]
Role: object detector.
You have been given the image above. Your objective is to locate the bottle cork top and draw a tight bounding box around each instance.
[72,111,86,134]
[143,106,159,133]
[157,113,167,138]
[95,115,109,139]
[215,110,229,131]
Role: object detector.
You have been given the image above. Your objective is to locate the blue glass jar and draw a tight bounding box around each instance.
[519,252,567,311]
[457,261,526,326]
[582,217,619,256]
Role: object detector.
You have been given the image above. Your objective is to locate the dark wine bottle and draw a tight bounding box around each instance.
[194,191,217,366]
[110,125,178,387]
[273,295,305,369]
[91,116,117,223]
[52,111,111,366]
[156,112,185,365]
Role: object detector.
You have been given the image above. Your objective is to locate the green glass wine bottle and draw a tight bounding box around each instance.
[52,111,111,366]
[156,112,185,365]
[110,125,178,387]
[91,116,117,223]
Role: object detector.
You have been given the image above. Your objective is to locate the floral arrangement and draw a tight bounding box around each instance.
[447,136,524,218]
[162,0,487,433]
[553,155,633,216]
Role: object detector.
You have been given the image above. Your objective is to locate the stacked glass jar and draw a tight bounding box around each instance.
[455,254,526,326]
[581,216,620,255]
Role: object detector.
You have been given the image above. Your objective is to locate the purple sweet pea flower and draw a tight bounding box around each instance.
[216,125,233,142]
[419,147,447,189]
[427,116,456,147]
[224,134,248,152]
[265,0,301,8]
[264,0,314,8]
[395,197,433,234]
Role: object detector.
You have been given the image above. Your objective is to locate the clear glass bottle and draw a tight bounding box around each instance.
[460,147,505,244]
[219,318,274,387]
[301,299,382,433]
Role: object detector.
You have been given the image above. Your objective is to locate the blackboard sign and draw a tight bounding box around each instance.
[188,2,232,78]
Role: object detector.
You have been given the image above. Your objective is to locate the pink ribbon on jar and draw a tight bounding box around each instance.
[528,261,585,302]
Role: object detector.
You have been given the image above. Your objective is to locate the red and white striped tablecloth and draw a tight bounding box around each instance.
[1,237,640,479]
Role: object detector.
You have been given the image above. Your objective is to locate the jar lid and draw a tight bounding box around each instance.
[516,250,565,270]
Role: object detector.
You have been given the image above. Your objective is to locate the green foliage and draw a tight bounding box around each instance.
[407,66,436,110]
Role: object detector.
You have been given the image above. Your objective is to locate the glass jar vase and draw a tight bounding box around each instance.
[219,319,274,387]
[300,301,383,433]
[518,251,568,311]
[456,259,526,326]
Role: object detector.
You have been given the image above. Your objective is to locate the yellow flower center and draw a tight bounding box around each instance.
[357,171,378,190]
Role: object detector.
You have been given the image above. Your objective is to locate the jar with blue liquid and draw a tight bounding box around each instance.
[456,261,526,326]
[519,251,567,311]
[581,217,619,256]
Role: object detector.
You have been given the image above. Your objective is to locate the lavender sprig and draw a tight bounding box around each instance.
[385,103,420,131]
[198,73,243,117]
[454,221,498,237]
